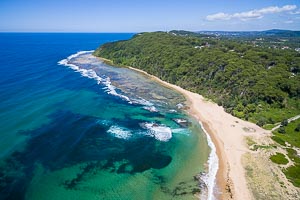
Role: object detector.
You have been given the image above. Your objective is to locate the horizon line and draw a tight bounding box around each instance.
[0,29,299,34]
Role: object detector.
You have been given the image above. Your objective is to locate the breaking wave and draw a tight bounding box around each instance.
[58,51,163,110]
[141,122,172,142]
[199,121,219,200]
[58,51,132,103]
[107,125,132,139]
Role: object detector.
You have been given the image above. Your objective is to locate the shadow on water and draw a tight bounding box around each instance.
[0,110,172,199]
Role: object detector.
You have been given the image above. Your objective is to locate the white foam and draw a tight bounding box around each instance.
[143,123,172,142]
[131,98,158,112]
[173,118,188,124]
[96,119,111,126]
[58,51,132,103]
[143,106,158,112]
[58,52,165,109]
[176,103,184,109]
[132,98,153,106]
[58,51,101,83]
[102,77,132,103]
[59,51,165,111]
[58,50,94,66]
[199,121,219,200]
[107,125,132,139]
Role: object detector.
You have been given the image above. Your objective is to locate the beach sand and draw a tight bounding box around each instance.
[97,56,300,199]
[124,66,271,200]
[97,57,280,199]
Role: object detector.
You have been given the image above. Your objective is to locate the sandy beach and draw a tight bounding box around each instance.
[97,56,274,199]
[123,66,270,200]
[97,56,300,200]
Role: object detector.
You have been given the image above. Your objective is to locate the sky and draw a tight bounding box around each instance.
[0,0,300,32]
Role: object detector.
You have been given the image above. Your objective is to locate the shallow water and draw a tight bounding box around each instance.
[0,33,210,200]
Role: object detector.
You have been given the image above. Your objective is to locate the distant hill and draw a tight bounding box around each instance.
[169,30,215,38]
[94,31,300,127]
[173,29,300,49]
[197,29,300,38]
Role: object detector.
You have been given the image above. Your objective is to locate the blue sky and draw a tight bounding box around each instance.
[0,0,299,32]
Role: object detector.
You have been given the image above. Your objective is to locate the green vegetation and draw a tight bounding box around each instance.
[197,29,300,49]
[245,137,276,151]
[271,118,300,188]
[270,152,289,165]
[272,120,300,188]
[295,123,300,132]
[273,119,300,148]
[251,144,276,151]
[94,31,300,126]
[283,148,300,187]
[271,136,286,146]
[264,123,277,130]
[94,31,300,187]
[286,148,300,164]
[284,165,300,187]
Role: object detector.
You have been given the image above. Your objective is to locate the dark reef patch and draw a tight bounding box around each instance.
[0,110,172,198]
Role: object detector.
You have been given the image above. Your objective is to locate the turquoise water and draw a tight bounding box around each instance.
[0,33,209,199]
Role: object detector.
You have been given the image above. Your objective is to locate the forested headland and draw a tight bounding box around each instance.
[94,31,300,129]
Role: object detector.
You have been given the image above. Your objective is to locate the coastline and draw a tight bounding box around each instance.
[126,65,268,200]
[125,65,234,199]
[96,57,269,200]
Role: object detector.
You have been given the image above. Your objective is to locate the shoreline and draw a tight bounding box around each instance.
[97,56,268,200]
[126,66,229,199]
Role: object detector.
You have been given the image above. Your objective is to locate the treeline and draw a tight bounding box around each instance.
[93,31,300,126]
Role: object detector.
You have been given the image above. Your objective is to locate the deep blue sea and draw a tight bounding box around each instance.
[0,33,210,200]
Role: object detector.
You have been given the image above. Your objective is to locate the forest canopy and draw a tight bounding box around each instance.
[94,31,300,126]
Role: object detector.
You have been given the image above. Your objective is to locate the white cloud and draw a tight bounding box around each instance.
[232,11,263,20]
[206,5,297,21]
[284,20,294,24]
[259,5,296,14]
[206,12,231,21]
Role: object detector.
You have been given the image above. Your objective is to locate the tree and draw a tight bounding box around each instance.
[93,31,300,125]
[295,124,300,132]
[278,127,286,134]
[281,119,289,127]
[256,117,267,127]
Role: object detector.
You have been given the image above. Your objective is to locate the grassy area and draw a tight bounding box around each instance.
[271,119,300,187]
[271,136,286,146]
[284,148,300,187]
[245,137,276,151]
[270,153,289,165]
[272,118,300,148]
[286,148,300,164]
[283,165,300,187]
[263,123,277,130]
[250,99,300,125]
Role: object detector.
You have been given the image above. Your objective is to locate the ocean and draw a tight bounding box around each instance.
[0,33,211,200]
